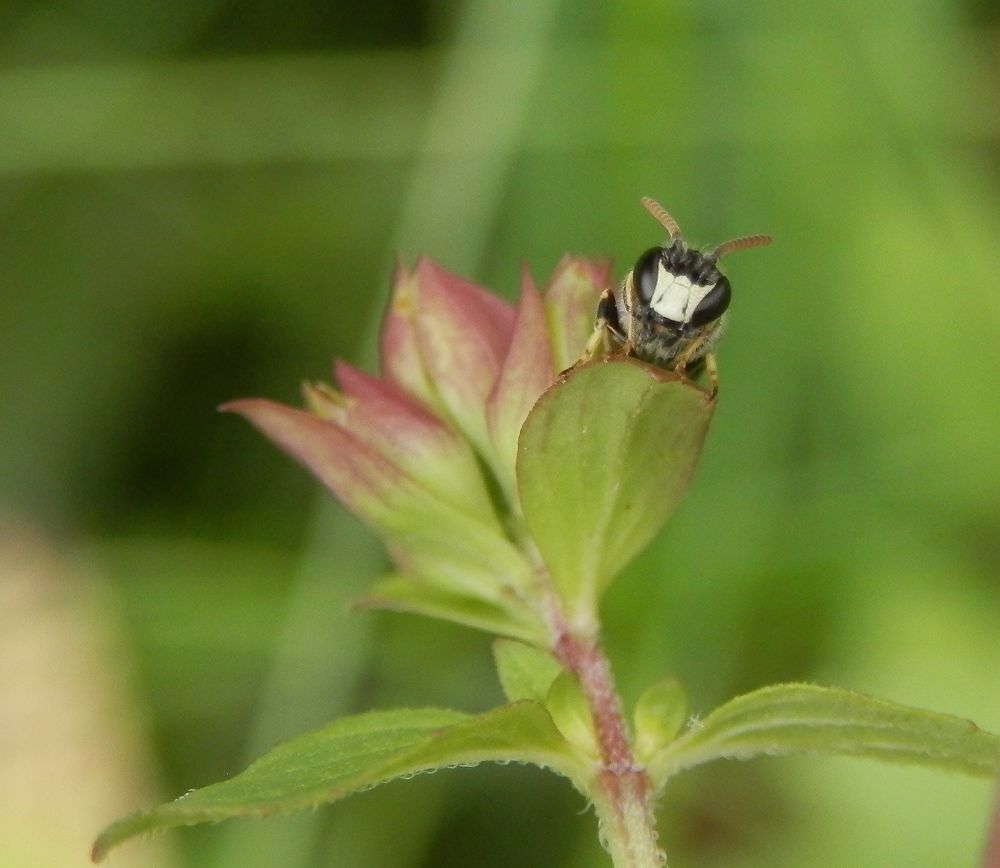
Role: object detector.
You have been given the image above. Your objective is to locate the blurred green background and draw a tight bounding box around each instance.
[2,0,999,865]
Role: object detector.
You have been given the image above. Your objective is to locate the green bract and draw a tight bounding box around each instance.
[633,678,688,764]
[223,256,622,639]
[494,639,563,703]
[517,360,714,630]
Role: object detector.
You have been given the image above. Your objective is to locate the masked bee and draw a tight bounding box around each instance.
[587,198,771,395]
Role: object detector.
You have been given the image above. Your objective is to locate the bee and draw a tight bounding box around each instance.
[587,198,771,395]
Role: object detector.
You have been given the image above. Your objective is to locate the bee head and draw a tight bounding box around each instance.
[630,198,771,329]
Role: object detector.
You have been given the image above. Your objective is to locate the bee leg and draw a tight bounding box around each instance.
[674,336,719,397]
[703,352,719,399]
[582,289,626,360]
[673,338,702,375]
[582,325,605,361]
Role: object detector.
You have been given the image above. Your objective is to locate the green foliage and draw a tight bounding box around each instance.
[493,640,563,703]
[93,703,583,862]
[648,683,1000,791]
[359,575,547,644]
[93,674,1000,862]
[544,672,600,760]
[517,361,714,627]
[633,678,687,763]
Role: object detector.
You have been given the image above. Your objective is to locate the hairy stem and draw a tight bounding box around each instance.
[551,618,664,867]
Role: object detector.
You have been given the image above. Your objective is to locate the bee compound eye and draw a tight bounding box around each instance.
[690,276,731,327]
[632,247,663,304]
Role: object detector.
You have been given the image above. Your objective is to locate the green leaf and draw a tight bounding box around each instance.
[647,683,1000,791]
[93,702,581,862]
[517,359,714,626]
[633,678,687,763]
[545,671,600,759]
[356,575,546,644]
[493,639,562,702]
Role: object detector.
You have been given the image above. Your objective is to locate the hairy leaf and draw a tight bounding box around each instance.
[93,703,581,862]
[647,683,1000,791]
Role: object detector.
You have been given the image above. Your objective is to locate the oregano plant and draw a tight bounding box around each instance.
[94,232,1000,866]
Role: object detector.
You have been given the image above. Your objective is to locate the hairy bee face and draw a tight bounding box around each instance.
[622,242,731,368]
[589,198,771,385]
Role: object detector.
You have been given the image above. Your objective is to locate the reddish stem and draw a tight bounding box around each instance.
[551,625,662,867]
[530,558,661,865]
[554,632,635,773]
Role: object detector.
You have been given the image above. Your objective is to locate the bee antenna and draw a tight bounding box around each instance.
[641,197,683,242]
[712,234,773,259]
